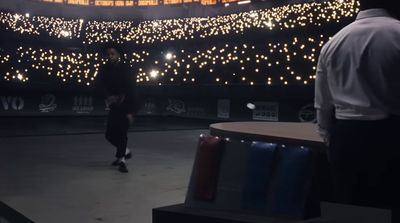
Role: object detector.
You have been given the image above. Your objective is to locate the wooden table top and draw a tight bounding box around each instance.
[210,122,325,148]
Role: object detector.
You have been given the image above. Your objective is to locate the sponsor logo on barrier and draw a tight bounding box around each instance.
[72,96,94,114]
[39,94,57,113]
[0,96,24,111]
[298,103,316,123]
[217,99,230,119]
[144,98,156,114]
[104,99,110,111]
[186,106,206,117]
[252,102,279,121]
[166,99,185,114]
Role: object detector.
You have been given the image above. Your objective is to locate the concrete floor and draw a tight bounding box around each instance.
[0,129,206,223]
[0,116,212,137]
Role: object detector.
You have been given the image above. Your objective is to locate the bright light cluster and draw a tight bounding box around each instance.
[84,0,358,44]
[2,47,104,85]
[3,69,29,82]
[1,50,29,83]
[0,53,10,64]
[0,0,358,44]
[84,20,136,44]
[135,35,328,85]
[0,12,84,39]
[0,0,359,86]
[1,35,329,85]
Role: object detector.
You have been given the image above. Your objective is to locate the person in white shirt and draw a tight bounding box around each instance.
[315,0,400,206]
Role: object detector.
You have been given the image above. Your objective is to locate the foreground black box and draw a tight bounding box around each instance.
[0,201,34,223]
[153,203,399,223]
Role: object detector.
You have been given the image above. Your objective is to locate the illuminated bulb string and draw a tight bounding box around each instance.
[1,35,328,85]
[0,0,358,44]
[0,0,359,85]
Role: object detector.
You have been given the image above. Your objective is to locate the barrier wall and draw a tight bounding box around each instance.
[0,85,316,121]
[0,93,316,122]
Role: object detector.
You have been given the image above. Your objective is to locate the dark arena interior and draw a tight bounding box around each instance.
[2,0,399,222]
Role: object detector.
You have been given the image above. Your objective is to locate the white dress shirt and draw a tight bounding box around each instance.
[315,9,400,143]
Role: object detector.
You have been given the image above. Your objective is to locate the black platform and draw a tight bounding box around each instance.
[152,204,299,223]
[0,201,35,223]
[153,203,398,223]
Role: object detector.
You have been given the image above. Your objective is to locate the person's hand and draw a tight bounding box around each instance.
[324,139,330,147]
[126,114,134,125]
[106,96,118,105]
[117,95,125,104]
[107,95,125,105]
[322,135,330,147]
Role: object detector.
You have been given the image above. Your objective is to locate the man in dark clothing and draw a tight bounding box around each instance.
[98,46,136,173]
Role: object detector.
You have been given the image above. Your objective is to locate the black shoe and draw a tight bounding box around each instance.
[118,162,128,173]
[125,152,132,159]
[111,159,120,166]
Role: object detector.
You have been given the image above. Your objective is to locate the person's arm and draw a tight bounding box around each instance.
[97,65,118,107]
[122,63,136,123]
[95,65,108,97]
[315,52,334,146]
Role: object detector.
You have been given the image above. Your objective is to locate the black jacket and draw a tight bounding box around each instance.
[98,61,136,114]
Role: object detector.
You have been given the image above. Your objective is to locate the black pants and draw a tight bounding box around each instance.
[105,107,129,158]
[329,116,400,208]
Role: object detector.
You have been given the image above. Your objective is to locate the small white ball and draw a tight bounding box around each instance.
[247,103,256,110]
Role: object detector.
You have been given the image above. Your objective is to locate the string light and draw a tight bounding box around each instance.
[0,0,359,86]
[0,0,358,45]
[0,12,83,39]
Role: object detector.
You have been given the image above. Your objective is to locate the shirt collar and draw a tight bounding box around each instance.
[356,8,393,20]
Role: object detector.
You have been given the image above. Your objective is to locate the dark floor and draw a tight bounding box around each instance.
[0,117,395,223]
[0,116,214,137]
[0,116,214,223]
[0,128,206,223]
